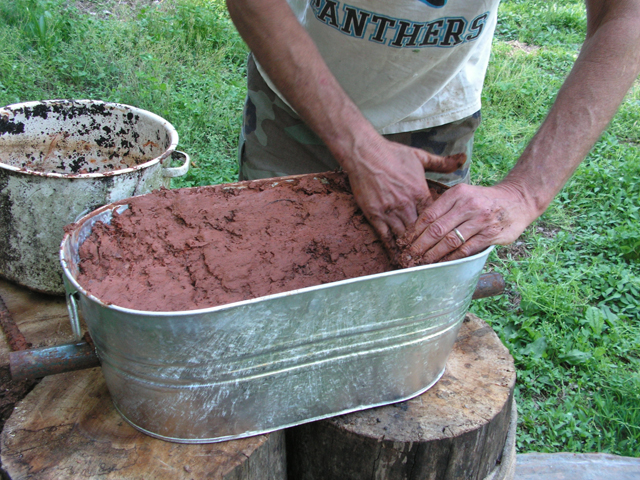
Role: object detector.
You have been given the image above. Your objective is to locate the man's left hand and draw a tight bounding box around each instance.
[403,182,538,263]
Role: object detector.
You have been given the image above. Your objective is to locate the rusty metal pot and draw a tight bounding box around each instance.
[0,99,189,295]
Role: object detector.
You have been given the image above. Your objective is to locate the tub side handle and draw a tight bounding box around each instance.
[162,151,190,178]
[66,290,82,342]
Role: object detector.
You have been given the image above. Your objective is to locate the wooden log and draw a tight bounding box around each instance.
[287,313,516,480]
[1,368,286,480]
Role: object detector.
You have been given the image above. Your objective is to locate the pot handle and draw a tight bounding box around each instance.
[162,150,190,178]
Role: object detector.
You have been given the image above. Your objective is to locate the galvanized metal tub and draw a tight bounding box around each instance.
[61,196,494,444]
[0,99,189,295]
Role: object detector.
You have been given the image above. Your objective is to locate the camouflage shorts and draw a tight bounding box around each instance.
[239,54,481,186]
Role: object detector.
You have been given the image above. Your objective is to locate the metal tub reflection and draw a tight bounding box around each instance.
[61,203,493,444]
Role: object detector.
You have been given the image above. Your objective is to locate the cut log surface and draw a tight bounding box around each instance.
[287,313,517,480]
[1,367,286,480]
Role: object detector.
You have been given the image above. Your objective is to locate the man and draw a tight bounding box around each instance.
[226,0,640,263]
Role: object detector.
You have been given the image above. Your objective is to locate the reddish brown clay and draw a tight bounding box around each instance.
[76,172,442,312]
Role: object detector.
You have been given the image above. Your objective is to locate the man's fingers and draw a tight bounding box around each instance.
[375,185,429,238]
[408,188,461,245]
[418,151,466,174]
[417,221,479,264]
[369,216,392,243]
[386,214,408,238]
[400,183,537,266]
[438,236,488,263]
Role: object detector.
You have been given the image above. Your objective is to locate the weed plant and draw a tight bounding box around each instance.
[0,0,638,456]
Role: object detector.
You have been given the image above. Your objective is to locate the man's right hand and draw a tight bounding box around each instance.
[228,0,463,254]
[343,135,466,249]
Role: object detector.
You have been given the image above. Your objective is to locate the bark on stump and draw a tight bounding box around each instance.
[0,368,286,480]
[287,313,516,480]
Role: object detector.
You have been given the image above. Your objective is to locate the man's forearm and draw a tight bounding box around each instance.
[226,0,379,172]
[502,0,640,219]
[227,0,468,243]
[406,0,640,264]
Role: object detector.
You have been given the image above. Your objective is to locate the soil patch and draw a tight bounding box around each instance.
[506,40,540,55]
[72,0,162,19]
[495,241,529,262]
[76,172,444,312]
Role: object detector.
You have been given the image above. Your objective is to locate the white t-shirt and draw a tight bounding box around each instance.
[257,0,501,134]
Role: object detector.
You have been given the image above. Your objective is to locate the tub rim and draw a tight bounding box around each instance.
[60,195,495,317]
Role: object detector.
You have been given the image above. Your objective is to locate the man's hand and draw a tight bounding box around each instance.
[403,0,640,265]
[229,0,640,266]
[402,181,538,264]
[344,136,466,249]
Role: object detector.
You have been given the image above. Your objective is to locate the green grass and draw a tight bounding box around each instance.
[471,0,640,456]
[0,0,247,185]
[1,0,638,457]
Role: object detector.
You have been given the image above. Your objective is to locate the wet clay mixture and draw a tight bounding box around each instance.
[77,172,443,312]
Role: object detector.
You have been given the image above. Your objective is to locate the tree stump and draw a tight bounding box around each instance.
[287,313,517,480]
[1,368,286,480]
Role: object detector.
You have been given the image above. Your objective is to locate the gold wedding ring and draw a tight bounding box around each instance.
[454,228,466,244]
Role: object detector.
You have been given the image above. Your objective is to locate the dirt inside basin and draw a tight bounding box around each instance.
[76,172,444,312]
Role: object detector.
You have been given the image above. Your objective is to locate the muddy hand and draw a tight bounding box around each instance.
[346,139,466,252]
[402,182,538,264]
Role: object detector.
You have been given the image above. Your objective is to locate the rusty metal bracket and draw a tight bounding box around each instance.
[9,340,100,381]
[472,272,506,300]
[0,291,99,381]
